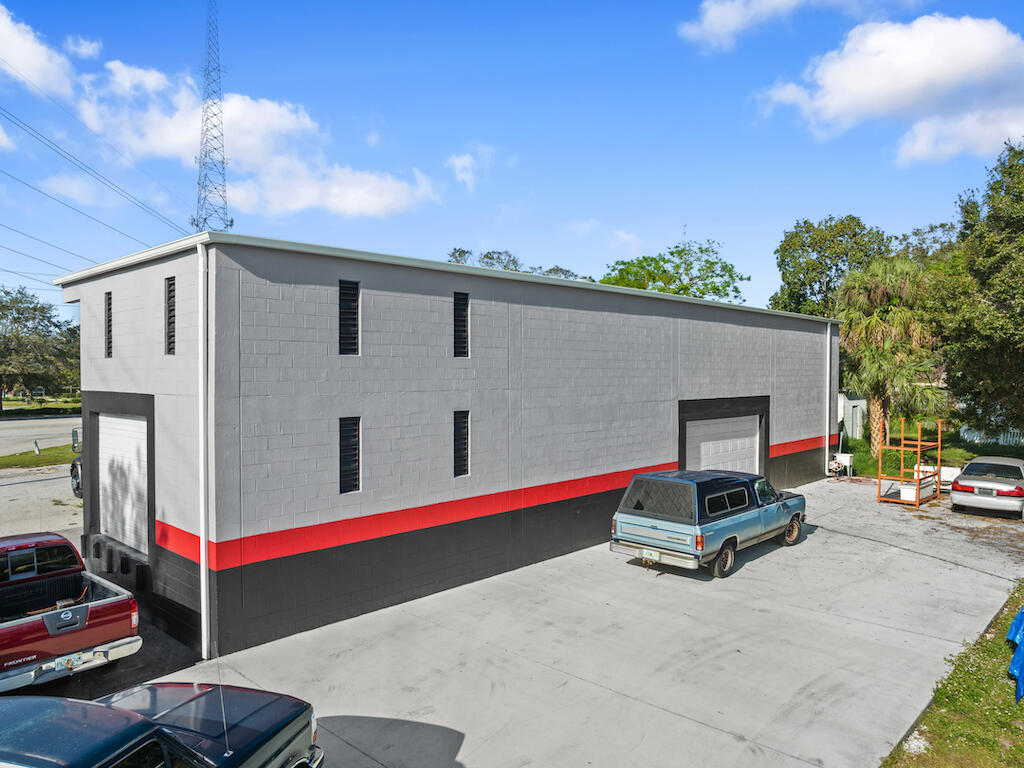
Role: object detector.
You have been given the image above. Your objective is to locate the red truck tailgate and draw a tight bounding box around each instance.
[1,597,136,673]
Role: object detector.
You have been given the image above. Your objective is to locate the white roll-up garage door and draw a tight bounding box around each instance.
[685,415,759,474]
[98,414,149,555]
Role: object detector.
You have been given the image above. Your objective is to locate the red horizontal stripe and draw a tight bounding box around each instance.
[157,460,677,570]
[770,433,839,458]
[157,432,837,569]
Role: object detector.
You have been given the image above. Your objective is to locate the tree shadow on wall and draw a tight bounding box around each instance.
[317,716,466,768]
[101,445,146,551]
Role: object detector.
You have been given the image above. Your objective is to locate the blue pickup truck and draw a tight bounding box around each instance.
[610,469,806,578]
[0,682,324,768]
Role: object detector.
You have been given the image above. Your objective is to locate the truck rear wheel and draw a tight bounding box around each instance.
[711,543,735,578]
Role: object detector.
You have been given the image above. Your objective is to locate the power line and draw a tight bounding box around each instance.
[0,242,72,273]
[0,266,60,288]
[0,104,190,236]
[0,53,192,210]
[0,223,97,264]
[0,168,150,248]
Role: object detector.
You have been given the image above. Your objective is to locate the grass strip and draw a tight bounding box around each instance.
[881,580,1024,767]
[0,443,77,469]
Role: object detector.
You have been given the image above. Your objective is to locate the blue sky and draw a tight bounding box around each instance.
[2,1,1024,322]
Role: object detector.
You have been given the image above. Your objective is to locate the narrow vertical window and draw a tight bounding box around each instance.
[165,277,176,355]
[104,291,112,358]
[454,410,470,477]
[339,417,360,493]
[339,280,359,355]
[453,292,469,357]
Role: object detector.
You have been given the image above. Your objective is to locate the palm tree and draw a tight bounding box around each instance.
[838,258,942,457]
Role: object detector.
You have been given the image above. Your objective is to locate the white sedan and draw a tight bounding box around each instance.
[950,456,1024,518]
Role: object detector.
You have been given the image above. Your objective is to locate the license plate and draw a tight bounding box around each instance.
[54,652,86,670]
[978,488,995,497]
[640,549,660,561]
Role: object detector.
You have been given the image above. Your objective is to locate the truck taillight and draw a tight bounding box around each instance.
[997,486,1024,497]
[695,535,704,552]
[611,520,616,539]
[130,597,139,629]
[951,481,974,493]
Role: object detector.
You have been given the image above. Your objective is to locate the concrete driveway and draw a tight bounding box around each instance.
[159,479,1021,768]
[0,415,81,456]
[0,465,81,539]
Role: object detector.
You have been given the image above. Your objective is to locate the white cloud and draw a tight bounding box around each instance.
[365,131,380,148]
[680,0,818,50]
[64,34,101,59]
[445,142,498,192]
[0,124,13,151]
[446,153,477,191]
[765,14,1024,162]
[0,4,435,219]
[679,1,920,51]
[611,229,643,258]
[0,5,74,97]
[564,218,598,236]
[898,108,1024,164]
[39,173,112,206]
[103,60,171,97]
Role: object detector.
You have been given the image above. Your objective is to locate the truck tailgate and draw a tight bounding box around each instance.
[0,574,136,674]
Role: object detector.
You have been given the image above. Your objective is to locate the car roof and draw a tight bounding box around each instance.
[0,697,155,768]
[638,469,760,484]
[964,456,1024,467]
[0,532,70,553]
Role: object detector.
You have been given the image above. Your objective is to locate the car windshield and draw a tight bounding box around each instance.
[962,462,1023,480]
[619,478,696,525]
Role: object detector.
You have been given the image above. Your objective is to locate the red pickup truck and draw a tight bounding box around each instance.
[0,532,142,692]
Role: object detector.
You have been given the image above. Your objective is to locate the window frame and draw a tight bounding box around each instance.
[453,291,469,358]
[704,486,751,520]
[454,410,470,477]
[104,291,113,358]
[339,416,361,494]
[338,280,360,356]
[164,277,176,355]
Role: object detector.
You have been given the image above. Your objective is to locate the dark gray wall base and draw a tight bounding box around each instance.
[212,488,623,655]
[768,447,825,489]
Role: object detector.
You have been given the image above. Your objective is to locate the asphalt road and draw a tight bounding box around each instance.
[158,479,1022,768]
[0,415,81,456]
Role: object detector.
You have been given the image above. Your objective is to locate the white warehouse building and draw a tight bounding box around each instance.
[55,232,839,657]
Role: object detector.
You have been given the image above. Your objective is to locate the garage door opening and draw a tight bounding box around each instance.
[98,413,149,555]
[685,414,760,473]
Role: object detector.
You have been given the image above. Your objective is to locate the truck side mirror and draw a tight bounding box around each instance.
[71,428,80,453]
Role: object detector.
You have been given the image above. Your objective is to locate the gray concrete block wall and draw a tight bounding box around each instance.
[212,244,836,544]
[63,251,203,537]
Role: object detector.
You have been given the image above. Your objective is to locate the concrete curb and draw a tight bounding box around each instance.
[0,413,81,421]
[888,581,1020,761]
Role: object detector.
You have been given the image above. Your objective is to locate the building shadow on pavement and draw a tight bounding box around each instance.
[318,715,466,768]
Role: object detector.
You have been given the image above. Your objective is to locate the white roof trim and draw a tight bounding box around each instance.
[53,231,837,325]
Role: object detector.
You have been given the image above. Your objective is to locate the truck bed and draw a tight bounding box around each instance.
[0,571,121,623]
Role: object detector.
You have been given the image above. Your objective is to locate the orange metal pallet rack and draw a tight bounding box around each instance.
[877,418,943,507]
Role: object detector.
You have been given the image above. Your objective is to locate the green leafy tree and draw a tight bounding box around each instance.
[477,250,523,272]
[770,215,891,318]
[446,247,473,265]
[838,258,942,457]
[600,239,749,302]
[894,222,957,265]
[0,288,77,415]
[933,142,1024,431]
[446,248,590,280]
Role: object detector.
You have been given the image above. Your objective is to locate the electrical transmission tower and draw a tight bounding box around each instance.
[191,0,232,232]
